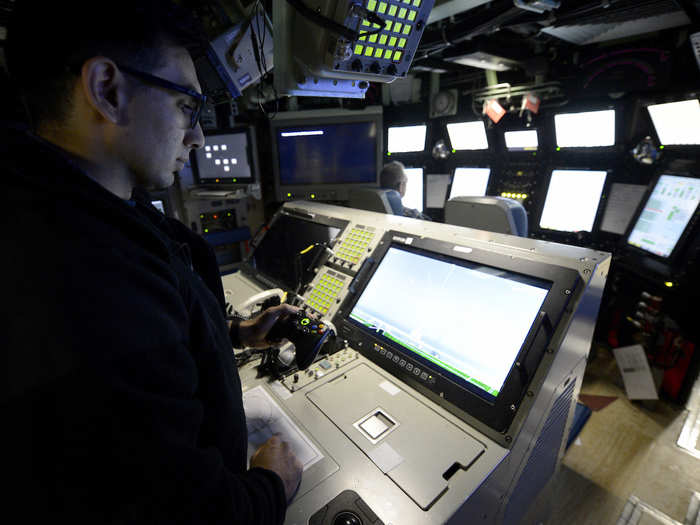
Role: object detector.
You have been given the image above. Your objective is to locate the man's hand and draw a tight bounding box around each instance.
[250,435,303,502]
[238,304,299,348]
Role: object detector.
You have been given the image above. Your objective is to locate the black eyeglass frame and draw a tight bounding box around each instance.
[117,63,207,129]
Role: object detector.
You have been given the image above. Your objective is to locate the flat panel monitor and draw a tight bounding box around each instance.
[504,129,538,151]
[627,175,700,258]
[251,213,346,290]
[647,99,700,146]
[387,125,427,153]
[449,167,491,199]
[349,246,549,399]
[403,167,424,212]
[539,169,607,232]
[554,110,615,148]
[446,121,488,150]
[271,107,383,201]
[342,233,580,433]
[193,128,258,184]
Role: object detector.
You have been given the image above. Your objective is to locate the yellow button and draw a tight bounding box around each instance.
[389,36,397,46]
[413,0,420,5]
[393,50,402,61]
[407,10,416,21]
[385,19,392,30]
[398,7,407,18]
[379,34,388,44]
[354,44,364,55]
[365,46,374,56]
[362,20,370,26]
[378,1,387,13]
[398,38,406,48]
[369,34,377,42]
[388,4,397,15]
[367,0,377,10]
[384,49,393,59]
[374,47,383,57]
[402,24,411,35]
[393,22,402,33]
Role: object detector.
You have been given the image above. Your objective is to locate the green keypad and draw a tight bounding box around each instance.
[307,273,345,315]
[336,227,376,265]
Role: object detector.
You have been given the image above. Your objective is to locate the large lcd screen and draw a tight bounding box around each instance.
[554,110,615,148]
[387,125,427,153]
[252,215,342,290]
[194,131,255,182]
[504,129,538,151]
[449,167,491,199]
[349,246,550,399]
[627,175,700,258]
[446,121,489,150]
[539,169,607,232]
[647,100,700,146]
[276,122,377,184]
[403,167,424,212]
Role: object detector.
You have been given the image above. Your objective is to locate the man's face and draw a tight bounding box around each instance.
[119,45,205,191]
[399,175,408,198]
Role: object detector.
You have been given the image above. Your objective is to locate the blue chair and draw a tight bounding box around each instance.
[444,196,528,237]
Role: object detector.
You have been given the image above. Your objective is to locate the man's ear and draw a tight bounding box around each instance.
[79,57,128,125]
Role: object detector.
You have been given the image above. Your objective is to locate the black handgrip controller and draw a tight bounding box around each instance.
[267,310,334,370]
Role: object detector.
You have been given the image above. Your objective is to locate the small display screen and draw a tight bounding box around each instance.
[403,168,424,212]
[387,125,427,153]
[504,130,538,151]
[349,246,550,399]
[647,100,700,146]
[449,167,491,199]
[277,122,378,185]
[252,215,342,290]
[446,121,488,150]
[554,110,615,148]
[194,131,254,182]
[539,169,607,232]
[627,175,700,258]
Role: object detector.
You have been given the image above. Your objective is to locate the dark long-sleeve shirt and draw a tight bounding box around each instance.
[1,125,287,524]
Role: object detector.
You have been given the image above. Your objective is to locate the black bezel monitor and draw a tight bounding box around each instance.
[339,231,580,433]
[553,109,616,150]
[191,127,259,185]
[646,98,700,150]
[270,107,383,202]
[245,209,349,291]
[625,173,700,262]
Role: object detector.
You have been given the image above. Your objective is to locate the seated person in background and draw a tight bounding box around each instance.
[379,161,431,220]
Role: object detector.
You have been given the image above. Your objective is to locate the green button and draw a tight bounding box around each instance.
[367,0,377,10]
[389,36,397,46]
[393,22,402,33]
[398,7,407,18]
[301,318,310,326]
[379,34,388,44]
[388,4,397,15]
[402,24,411,35]
[398,38,406,48]
[378,1,387,13]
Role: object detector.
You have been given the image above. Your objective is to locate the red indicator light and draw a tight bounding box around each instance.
[213,214,218,219]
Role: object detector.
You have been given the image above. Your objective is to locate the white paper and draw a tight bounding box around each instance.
[243,386,323,470]
[426,174,451,208]
[600,183,647,234]
[613,345,658,400]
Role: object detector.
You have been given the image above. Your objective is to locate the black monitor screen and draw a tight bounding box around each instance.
[349,245,551,400]
[194,131,254,182]
[276,122,378,185]
[252,214,342,290]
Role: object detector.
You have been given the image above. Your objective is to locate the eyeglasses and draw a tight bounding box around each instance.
[117,63,207,129]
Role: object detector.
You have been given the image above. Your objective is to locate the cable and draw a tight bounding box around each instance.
[285,0,386,41]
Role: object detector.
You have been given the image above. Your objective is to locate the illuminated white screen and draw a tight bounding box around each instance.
[628,175,700,258]
[387,125,427,153]
[403,168,424,212]
[449,167,491,199]
[349,247,549,396]
[539,170,607,232]
[446,121,488,150]
[504,130,538,150]
[554,110,615,148]
[648,100,700,146]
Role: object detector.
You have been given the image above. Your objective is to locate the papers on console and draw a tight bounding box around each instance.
[243,385,323,471]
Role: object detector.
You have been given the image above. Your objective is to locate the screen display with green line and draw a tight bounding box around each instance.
[627,175,700,258]
[349,246,550,399]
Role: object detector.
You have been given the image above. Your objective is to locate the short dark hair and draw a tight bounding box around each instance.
[380,161,406,191]
[5,0,206,129]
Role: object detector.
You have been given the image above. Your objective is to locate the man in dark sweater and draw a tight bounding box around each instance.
[2,1,301,523]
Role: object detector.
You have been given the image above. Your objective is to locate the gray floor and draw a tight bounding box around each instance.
[550,348,700,524]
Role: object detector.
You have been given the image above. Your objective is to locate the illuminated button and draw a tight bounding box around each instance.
[398,38,406,48]
[389,36,397,46]
[365,46,374,56]
[388,4,397,15]
[406,363,413,371]
[384,49,393,59]
[413,368,420,375]
[393,50,402,61]
[402,24,411,35]
[384,19,392,30]
[407,10,416,21]
[369,34,377,42]
[374,47,383,57]
[413,0,421,5]
[393,22,402,33]
[354,44,364,55]
[398,7,407,18]
[362,20,370,26]
[367,0,377,10]
[379,34,388,45]
[378,1,387,13]
[300,318,310,326]
[399,359,406,367]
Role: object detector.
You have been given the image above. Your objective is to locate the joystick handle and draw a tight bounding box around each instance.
[267,311,334,370]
